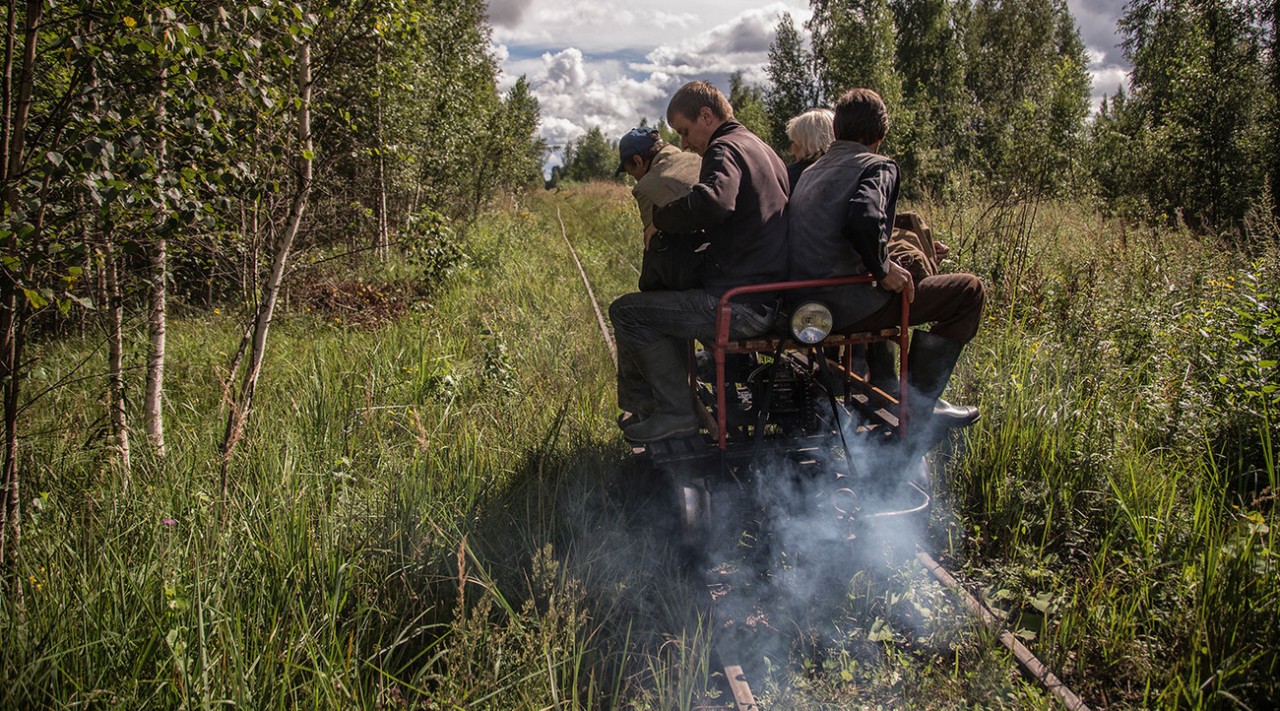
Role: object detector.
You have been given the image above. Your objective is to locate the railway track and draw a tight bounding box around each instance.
[557,207,1089,710]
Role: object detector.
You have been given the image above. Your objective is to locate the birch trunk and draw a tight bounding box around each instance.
[144,71,168,457]
[220,40,313,496]
[373,40,389,258]
[105,237,131,478]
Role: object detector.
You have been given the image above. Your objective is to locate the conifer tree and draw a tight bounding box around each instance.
[765,12,820,150]
[1118,0,1271,230]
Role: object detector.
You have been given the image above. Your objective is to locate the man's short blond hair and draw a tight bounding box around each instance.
[666,81,734,124]
[786,109,835,161]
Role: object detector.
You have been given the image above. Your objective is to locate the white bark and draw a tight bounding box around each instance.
[105,239,131,478]
[220,40,313,491]
[144,72,168,457]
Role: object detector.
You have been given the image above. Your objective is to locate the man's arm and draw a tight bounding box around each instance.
[841,161,899,280]
[651,143,741,234]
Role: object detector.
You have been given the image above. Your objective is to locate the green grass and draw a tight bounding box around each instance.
[1,184,1276,709]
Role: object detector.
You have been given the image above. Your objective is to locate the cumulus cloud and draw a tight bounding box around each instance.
[508,3,809,173]
[1090,65,1130,113]
[528,47,678,152]
[637,3,799,77]
[1067,1,1131,115]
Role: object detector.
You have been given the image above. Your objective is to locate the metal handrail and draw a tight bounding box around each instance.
[709,275,911,449]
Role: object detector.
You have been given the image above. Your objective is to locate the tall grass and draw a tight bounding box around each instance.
[935,195,1279,707]
[2,184,1275,708]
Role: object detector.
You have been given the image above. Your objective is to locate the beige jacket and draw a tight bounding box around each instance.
[631,145,702,230]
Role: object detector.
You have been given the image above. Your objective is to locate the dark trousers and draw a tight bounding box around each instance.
[609,289,777,412]
[838,273,985,344]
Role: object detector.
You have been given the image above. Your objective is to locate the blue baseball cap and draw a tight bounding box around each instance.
[616,127,660,174]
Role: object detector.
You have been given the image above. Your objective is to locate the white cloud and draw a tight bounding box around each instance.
[1069,0,1128,68]
[511,3,808,171]
[1090,65,1130,113]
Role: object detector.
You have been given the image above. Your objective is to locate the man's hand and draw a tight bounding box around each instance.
[933,240,950,259]
[879,261,915,303]
[644,224,658,250]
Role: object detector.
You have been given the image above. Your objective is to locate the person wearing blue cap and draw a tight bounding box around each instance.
[617,126,705,290]
[613,126,706,428]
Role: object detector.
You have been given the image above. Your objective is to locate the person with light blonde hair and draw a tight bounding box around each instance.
[788,88,985,445]
[785,108,835,190]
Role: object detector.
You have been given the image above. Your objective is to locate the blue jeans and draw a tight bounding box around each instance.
[609,289,777,412]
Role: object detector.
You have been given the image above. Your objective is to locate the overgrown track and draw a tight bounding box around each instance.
[556,209,1089,710]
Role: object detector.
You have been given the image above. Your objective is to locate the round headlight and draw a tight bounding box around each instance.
[790,302,833,344]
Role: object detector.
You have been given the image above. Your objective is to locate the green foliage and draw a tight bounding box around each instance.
[1188,260,1278,481]
[934,195,1279,706]
[557,127,619,184]
[765,12,820,151]
[1100,0,1275,231]
[728,72,771,142]
[889,0,970,195]
[323,0,542,225]
[400,209,467,289]
[777,0,1088,200]
[965,0,1090,196]
[809,0,904,111]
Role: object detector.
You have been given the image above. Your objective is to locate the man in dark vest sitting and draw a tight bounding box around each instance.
[788,87,985,444]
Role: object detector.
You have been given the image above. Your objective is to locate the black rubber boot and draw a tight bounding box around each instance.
[905,331,968,449]
[865,340,898,393]
[933,398,979,427]
[872,339,979,428]
[623,340,698,443]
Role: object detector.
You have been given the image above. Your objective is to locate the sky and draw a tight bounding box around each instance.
[485,0,1132,170]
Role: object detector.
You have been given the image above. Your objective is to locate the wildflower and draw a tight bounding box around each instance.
[213,307,221,315]
[123,16,137,28]
[162,518,176,526]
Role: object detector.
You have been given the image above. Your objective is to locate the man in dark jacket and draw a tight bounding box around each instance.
[789,87,984,443]
[609,81,790,443]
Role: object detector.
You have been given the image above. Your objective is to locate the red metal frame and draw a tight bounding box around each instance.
[706,276,911,450]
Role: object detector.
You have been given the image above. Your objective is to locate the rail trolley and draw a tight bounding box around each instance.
[631,275,934,557]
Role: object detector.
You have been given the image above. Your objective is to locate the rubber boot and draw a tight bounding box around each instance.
[865,340,898,393]
[871,339,979,428]
[616,339,656,429]
[623,340,698,443]
[905,331,967,450]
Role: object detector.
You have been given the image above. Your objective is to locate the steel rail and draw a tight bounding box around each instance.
[558,205,1089,711]
[557,207,616,367]
[916,550,1091,711]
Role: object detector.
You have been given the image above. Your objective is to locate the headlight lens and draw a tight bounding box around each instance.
[790,302,833,344]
